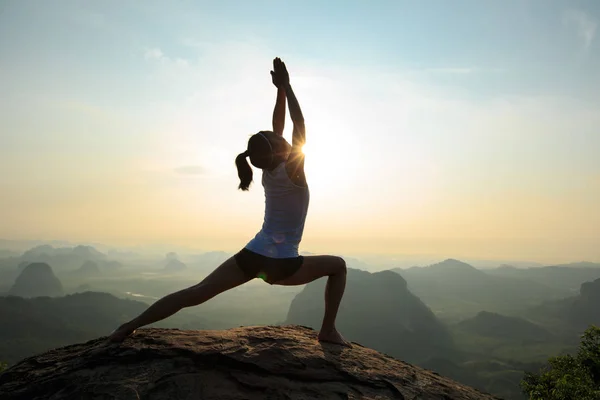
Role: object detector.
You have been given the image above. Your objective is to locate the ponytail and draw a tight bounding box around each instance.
[235,150,252,191]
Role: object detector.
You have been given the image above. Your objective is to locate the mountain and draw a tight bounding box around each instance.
[185,251,232,274]
[0,292,211,365]
[0,292,147,364]
[554,262,600,269]
[527,277,600,333]
[571,278,600,327]
[8,263,64,298]
[445,312,561,399]
[19,245,108,272]
[73,260,101,278]
[394,259,564,321]
[487,265,600,294]
[20,244,55,259]
[0,261,19,294]
[0,326,499,400]
[162,252,187,272]
[285,268,454,364]
[422,357,539,400]
[101,260,123,270]
[457,311,553,342]
[556,278,600,333]
[0,249,19,258]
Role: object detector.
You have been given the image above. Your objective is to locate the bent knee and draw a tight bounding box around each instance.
[332,256,347,275]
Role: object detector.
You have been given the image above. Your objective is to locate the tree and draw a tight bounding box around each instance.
[0,361,7,373]
[521,325,600,400]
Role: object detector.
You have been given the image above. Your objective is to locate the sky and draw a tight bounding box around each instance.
[0,0,599,263]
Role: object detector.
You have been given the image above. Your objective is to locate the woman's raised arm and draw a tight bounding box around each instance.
[271,58,287,136]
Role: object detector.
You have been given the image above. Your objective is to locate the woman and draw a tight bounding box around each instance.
[109,58,350,346]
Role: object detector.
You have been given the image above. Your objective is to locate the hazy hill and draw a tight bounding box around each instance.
[8,263,64,298]
[0,263,18,294]
[164,258,187,272]
[487,264,600,294]
[422,357,538,400]
[72,260,102,278]
[0,292,147,364]
[184,251,231,274]
[285,268,454,364]
[442,312,565,399]
[393,259,564,321]
[555,262,600,269]
[0,249,19,258]
[526,277,600,333]
[457,311,552,342]
[162,252,187,272]
[0,291,210,365]
[22,244,105,259]
[19,245,109,272]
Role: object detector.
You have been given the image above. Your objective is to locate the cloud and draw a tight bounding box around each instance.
[422,67,504,75]
[174,165,206,175]
[564,9,597,50]
[144,47,164,60]
[144,47,189,67]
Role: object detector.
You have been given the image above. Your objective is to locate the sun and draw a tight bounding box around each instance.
[296,130,360,192]
[301,142,311,156]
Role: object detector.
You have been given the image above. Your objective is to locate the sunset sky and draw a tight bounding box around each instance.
[1,0,598,263]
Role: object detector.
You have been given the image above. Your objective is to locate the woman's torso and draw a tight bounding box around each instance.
[245,162,310,258]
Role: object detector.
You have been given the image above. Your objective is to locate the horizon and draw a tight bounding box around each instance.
[1,1,599,263]
[0,237,597,269]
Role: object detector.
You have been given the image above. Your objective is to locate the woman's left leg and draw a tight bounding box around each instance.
[108,255,252,342]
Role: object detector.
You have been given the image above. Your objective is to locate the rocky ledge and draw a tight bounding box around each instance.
[0,325,498,399]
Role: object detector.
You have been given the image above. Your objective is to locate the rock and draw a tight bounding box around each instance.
[0,325,498,400]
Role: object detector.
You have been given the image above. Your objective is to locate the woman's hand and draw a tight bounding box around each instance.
[270,57,289,87]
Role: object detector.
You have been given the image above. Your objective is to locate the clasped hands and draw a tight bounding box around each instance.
[270,57,290,88]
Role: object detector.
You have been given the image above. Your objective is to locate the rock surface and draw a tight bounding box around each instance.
[0,325,498,400]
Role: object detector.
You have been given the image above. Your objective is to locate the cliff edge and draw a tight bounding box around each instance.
[0,325,499,399]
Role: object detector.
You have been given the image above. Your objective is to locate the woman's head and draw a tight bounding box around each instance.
[235,131,291,191]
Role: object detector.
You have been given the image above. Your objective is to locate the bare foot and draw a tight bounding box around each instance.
[108,323,136,343]
[318,329,353,348]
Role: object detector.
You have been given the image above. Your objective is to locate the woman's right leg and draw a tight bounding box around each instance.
[108,255,252,342]
[273,255,350,346]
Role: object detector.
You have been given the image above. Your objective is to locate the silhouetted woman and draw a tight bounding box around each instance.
[109,58,350,346]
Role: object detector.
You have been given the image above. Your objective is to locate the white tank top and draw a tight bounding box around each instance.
[245,162,310,258]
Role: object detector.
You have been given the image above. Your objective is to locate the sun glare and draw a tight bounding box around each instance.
[299,129,360,193]
[301,143,311,156]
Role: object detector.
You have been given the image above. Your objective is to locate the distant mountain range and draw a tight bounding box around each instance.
[487,263,600,294]
[392,259,574,322]
[1,246,599,400]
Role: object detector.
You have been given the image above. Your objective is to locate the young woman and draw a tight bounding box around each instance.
[109,58,350,346]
